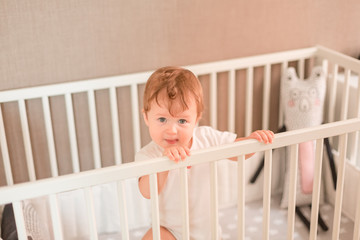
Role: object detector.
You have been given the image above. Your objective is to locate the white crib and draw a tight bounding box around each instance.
[0,45,360,240]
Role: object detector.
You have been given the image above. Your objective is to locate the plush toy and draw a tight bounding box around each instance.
[281,66,326,203]
[250,66,337,231]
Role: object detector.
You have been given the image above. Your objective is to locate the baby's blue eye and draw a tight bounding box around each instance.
[158,117,166,123]
[178,119,187,124]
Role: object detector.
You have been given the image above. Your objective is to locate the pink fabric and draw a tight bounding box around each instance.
[298,141,314,194]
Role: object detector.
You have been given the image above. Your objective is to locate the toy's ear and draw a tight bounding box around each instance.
[284,67,298,83]
[308,66,324,82]
[282,67,299,97]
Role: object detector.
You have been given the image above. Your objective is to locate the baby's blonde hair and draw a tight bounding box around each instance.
[143,66,204,117]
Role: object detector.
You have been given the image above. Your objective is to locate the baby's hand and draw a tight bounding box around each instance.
[248,130,274,144]
[163,146,191,162]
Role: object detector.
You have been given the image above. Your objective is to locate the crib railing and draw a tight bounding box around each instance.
[1,45,360,238]
[1,45,359,187]
[0,46,319,185]
[316,46,360,167]
[1,118,360,240]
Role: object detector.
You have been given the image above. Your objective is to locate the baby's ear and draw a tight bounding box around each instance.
[196,113,202,124]
[142,109,149,126]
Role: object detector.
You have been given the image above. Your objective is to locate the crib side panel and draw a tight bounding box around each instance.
[3,46,360,238]
[0,47,322,219]
[1,118,360,239]
[315,46,360,228]
[0,47,319,188]
[315,49,360,160]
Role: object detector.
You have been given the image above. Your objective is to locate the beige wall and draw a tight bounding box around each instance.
[1,1,360,90]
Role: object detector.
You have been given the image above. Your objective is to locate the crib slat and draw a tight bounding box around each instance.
[321,59,329,122]
[210,161,219,239]
[65,93,80,173]
[149,173,161,239]
[48,194,64,240]
[0,104,13,185]
[262,149,272,240]
[327,64,339,123]
[355,72,360,118]
[278,62,288,128]
[298,58,305,80]
[355,74,360,166]
[117,181,130,240]
[12,201,28,240]
[109,87,122,165]
[84,187,98,240]
[228,69,236,133]
[353,179,360,240]
[309,138,324,240]
[245,67,253,136]
[180,167,190,240]
[287,144,299,240]
[131,84,141,153]
[237,155,246,240]
[332,133,348,240]
[19,99,36,181]
[88,90,102,169]
[349,72,360,166]
[210,72,217,129]
[322,59,329,77]
[340,68,351,121]
[42,96,59,177]
[262,64,271,130]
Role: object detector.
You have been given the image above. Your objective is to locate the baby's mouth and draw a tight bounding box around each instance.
[165,139,178,145]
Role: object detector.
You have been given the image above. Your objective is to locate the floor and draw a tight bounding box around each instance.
[218,196,354,240]
[100,196,355,240]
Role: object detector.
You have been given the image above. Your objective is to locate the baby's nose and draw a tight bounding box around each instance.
[166,123,177,134]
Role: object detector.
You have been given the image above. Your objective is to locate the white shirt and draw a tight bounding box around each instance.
[136,126,236,240]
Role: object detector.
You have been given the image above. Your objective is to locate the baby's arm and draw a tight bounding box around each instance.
[138,146,190,199]
[138,171,169,199]
[230,130,274,160]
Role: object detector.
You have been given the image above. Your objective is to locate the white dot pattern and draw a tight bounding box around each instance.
[98,196,354,240]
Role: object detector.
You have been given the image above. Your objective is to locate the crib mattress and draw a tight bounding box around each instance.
[218,195,354,240]
[99,195,354,240]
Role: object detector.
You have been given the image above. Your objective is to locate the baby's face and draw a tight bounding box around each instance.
[143,93,199,150]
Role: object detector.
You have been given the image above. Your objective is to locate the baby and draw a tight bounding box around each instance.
[136,66,274,239]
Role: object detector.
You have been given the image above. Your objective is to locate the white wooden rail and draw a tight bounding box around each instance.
[1,118,360,240]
